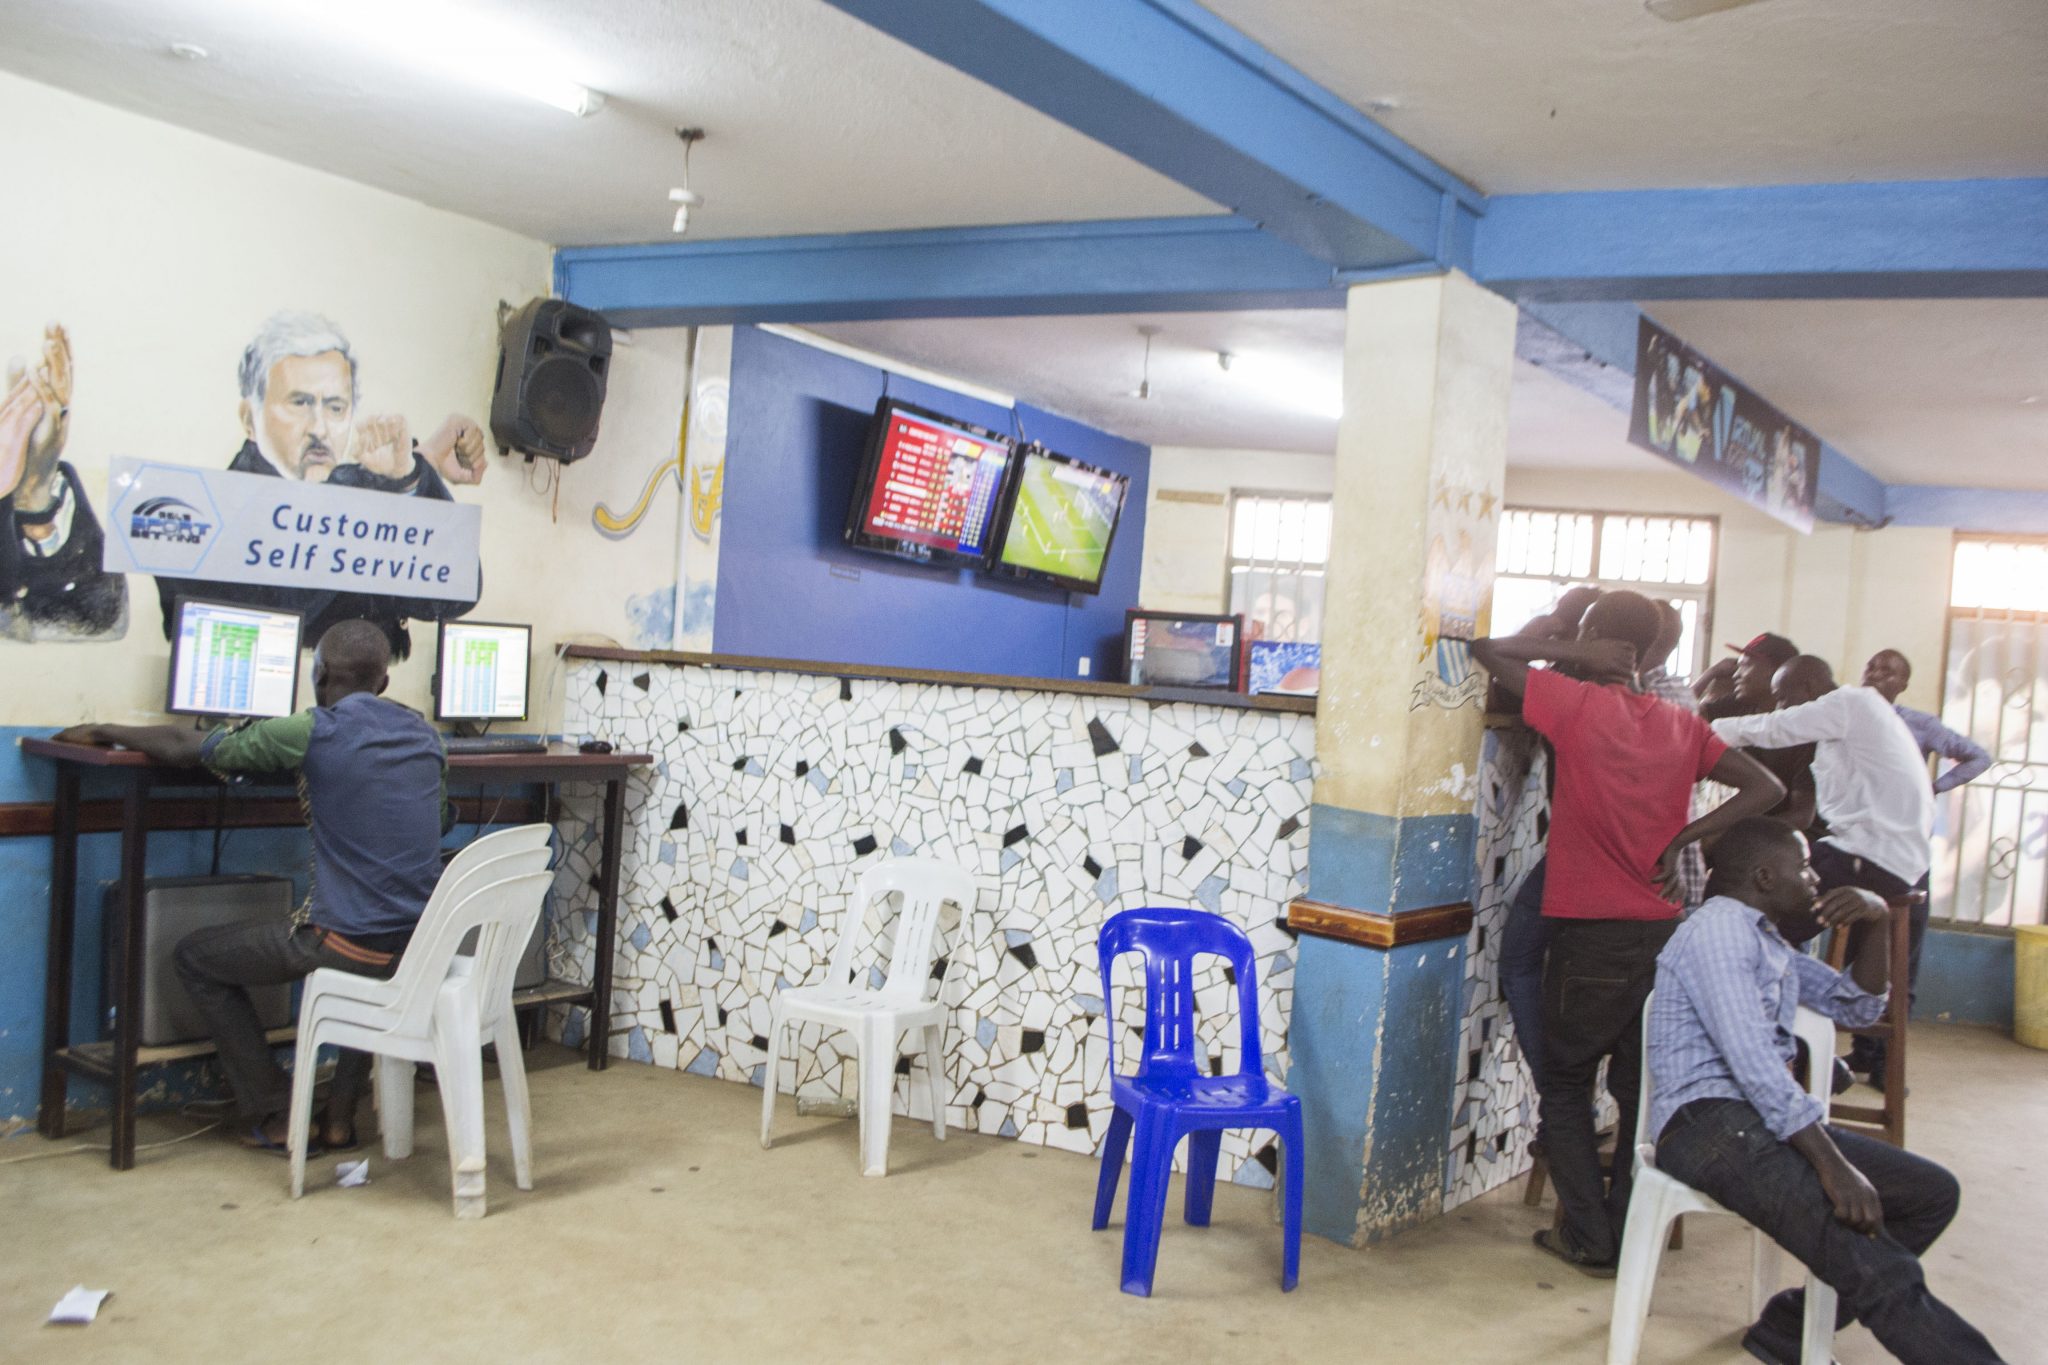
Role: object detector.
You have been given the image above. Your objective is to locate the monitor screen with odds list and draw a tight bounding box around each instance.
[167,598,304,719]
[436,621,532,722]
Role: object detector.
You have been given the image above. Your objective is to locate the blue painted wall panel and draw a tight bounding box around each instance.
[1914,928,2014,1030]
[0,726,316,1124]
[713,326,1149,681]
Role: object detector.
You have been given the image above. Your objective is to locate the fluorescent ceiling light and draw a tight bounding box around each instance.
[262,0,604,115]
[1645,0,1772,21]
[1221,352,1342,420]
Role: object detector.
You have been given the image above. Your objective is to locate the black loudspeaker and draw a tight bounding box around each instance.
[490,298,612,463]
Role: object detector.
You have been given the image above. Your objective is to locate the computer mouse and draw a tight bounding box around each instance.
[578,739,615,754]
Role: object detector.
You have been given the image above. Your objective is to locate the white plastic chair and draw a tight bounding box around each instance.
[287,864,552,1218]
[290,823,553,1186]
[1608,995,1840,1365]
[760,858,976,1176]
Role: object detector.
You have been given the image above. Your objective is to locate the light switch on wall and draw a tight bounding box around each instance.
[1077,657,1091,677]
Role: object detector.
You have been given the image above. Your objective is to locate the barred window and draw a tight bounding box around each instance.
[1228,493,1331,644]
[1493,510,1717,678]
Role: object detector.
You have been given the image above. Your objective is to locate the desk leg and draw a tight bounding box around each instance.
[589,777,626,1071]
[110,774,151,1171]
[37,766,81,1140]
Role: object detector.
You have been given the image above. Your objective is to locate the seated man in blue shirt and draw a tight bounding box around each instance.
[1648,817,2002,1365]
[56,619,448,1156]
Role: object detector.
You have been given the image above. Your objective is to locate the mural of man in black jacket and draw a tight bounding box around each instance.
[153,311,487,660]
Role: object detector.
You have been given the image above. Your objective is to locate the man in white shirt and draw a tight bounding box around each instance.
[1710,656,1932,915]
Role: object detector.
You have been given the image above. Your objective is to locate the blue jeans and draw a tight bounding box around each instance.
[1658,1098,2003,1365]
[1501,858,1551,1090]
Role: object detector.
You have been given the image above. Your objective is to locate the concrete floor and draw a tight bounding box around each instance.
[2,1022,2040,1364]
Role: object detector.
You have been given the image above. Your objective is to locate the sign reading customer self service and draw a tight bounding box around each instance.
[102,458,481,602]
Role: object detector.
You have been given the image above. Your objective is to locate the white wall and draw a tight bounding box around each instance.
[1505,464,1953,711]
[0,72,698,729]
[1138,445,1334,615]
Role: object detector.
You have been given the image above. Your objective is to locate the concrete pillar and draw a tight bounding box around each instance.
[1288,272,1516,1245]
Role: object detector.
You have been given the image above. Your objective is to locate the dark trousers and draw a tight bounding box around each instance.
[1658,1098,2004,1365]
[174,920,402,1123]
[1537,916,1677,1263]
[1809,842,1919,1071]
[1501,858,1552,1091]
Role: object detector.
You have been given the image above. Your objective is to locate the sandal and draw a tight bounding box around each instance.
[240,1123,322,1159]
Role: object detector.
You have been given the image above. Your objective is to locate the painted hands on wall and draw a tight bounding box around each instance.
[344,411,487,487]
[419,414,487,486]
[0,324,73,528]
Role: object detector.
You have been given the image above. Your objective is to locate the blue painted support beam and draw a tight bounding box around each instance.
[1885,486,2048,533]
[555,216,1345,327]
[1478,179,2048,302]
[817,0,1479,270]
[1515,300,1893,528]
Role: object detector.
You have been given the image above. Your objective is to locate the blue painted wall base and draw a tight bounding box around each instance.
[1306,804,1476,914]
[1914,928,2014,1030]
[1287,932,1465,1245]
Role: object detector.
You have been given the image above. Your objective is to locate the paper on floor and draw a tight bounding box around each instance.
[49,1286,109,1325]
[336,1159,370,1188]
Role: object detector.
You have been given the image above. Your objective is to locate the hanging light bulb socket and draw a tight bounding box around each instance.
[668,127,707,235]
[1131,325,1162,400]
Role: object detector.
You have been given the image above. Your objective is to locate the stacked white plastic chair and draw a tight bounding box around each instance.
[1608,995,1840,1364]
[759,858,976,1177]
[286,824,554,1218]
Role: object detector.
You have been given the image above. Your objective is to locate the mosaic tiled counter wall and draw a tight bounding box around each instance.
[548,656,1316,1186]
[1445,725,1550,1208]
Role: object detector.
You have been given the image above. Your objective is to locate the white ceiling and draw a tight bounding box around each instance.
[812,310,1344,454]
[809,309,1657,474]
[1647,299,2048,490]
[0,0,1216,246]
[1202,0,2048,194]
[3,0,2040,491]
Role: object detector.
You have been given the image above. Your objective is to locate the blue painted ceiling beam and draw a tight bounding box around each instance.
[1477,179,2048,302]
[816,0,1480,271]
[1517,300,1891,527]
[555,217,1345,327]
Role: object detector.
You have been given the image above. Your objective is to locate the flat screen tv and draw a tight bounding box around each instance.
[1124,611,1245,690]
[984,444,1129,595]
[844,398,1014,565]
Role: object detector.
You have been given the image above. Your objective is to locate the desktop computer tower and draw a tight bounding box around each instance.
[111,876,296,1047]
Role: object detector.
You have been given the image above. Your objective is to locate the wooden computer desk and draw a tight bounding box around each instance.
[19,737,651,1170]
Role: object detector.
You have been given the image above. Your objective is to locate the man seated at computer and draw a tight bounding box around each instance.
[1647,817,2003,1365]
[55,618,448,1155]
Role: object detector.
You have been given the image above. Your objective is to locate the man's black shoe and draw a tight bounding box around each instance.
[1741,1321,1838,1365]
[1531,1228,1617,1279]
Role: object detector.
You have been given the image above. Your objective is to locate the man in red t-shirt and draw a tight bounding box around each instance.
[1473,591,1784,1274]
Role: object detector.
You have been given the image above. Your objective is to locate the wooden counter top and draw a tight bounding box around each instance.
[562,646,1318,715]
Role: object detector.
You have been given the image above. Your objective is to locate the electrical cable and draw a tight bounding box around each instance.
[0,1120,222,1166]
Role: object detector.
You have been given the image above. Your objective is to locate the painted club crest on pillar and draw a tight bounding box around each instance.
[1413,477,1499,711]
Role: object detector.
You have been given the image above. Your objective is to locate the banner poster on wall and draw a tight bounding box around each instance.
[104,457,482,602]
[1627,316,1817,533]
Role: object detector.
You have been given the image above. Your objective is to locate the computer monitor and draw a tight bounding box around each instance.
[166,596,305,720]
[435,620,533,722]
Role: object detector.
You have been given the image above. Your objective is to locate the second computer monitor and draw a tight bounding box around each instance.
[435,620,533,722]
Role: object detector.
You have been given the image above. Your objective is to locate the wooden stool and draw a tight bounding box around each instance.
[1823,892,1917,1147]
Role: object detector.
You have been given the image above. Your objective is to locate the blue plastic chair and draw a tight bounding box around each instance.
[1091,906,1303,1297]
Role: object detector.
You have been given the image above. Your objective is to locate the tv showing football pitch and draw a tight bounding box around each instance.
[994,448,1127,592]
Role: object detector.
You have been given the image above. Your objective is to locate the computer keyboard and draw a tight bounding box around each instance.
[443,735,550,755]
